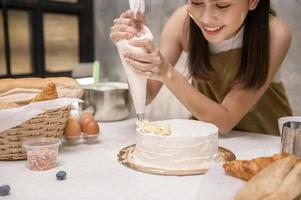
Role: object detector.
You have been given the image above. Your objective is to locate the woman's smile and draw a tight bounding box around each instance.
[202,25,225,35]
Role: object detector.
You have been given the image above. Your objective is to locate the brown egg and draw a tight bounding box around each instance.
[79,117,92,129]
[82,120,100,135]
[80,112,93,119]
[79,112,94,128]
[64,117,81,137]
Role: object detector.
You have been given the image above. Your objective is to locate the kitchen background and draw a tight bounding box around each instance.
[1,0,300,119]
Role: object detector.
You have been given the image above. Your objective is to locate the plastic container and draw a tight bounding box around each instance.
[83,133,100,144]
[64,133,100,145]
[64,135,81,145]
[22,138,61,171]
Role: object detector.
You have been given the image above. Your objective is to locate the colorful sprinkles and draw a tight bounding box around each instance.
[26,148,58,171]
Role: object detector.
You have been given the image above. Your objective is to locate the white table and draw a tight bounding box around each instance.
[0,118,281,200]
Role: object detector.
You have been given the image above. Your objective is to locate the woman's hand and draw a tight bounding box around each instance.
[123,39,172,82]
[110,10,146,43]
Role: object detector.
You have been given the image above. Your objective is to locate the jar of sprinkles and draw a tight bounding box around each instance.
[22,138,61,171]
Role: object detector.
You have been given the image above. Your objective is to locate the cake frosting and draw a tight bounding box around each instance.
[133,119,219,170]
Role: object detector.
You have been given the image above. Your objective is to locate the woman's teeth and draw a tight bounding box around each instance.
[203,26,223,32]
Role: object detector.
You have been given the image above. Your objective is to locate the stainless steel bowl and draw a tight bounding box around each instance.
[79,82,132,121]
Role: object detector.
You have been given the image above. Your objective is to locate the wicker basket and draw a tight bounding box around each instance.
[0,106,71,160]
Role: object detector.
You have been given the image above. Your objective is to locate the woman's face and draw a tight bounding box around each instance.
[188,0,258,44]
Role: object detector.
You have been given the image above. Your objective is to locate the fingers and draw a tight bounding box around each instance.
[110,32,133,43]
[120,10,142,26]
[120,10,147,31]
[121,10,147,24]
[128,61,159,78]
[111,24,139,36]
[120,9,134,19]
[113,18,139,30]
[125,57,160,73]
[110,10,147,43]
[128,39,156,53]
[130,66,150,78]
[123,39,160,71]
[123,51,153,63]
[136,12,148,25]
[123,47,161,69]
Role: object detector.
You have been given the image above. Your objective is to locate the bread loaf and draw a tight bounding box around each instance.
[0,102,20,110]
[0,77,83,104]
[235,155,297,200]
[262,163,301,200]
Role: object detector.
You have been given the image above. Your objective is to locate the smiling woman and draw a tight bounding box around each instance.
[187,0,273,89]
[110,0,293,135]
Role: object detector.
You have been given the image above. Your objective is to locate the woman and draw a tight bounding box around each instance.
[110,0,292,135]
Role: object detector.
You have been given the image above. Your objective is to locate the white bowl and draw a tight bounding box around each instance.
[278,116,301,135]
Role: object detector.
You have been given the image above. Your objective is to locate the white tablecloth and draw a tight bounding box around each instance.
[0,118,281,200]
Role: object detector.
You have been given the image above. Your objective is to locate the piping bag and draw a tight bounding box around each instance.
[115,0,153,122]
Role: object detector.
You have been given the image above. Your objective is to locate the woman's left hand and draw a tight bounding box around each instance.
[123,39,171,82]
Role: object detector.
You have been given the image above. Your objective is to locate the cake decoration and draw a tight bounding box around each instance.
[137,120,171,136]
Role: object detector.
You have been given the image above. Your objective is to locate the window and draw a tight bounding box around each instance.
[9,10,32,75]
[0,10,6,76]
[44,13,79,72]
[0,0,94,78]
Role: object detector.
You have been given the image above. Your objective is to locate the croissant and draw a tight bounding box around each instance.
[223,152,289,181]
[31,83,58,102]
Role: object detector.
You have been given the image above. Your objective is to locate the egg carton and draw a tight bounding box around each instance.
[63,132,100,145]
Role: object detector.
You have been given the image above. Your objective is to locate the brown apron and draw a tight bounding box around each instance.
[192,48,292,135]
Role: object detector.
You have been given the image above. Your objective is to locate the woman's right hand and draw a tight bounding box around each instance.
[110,10,146,43]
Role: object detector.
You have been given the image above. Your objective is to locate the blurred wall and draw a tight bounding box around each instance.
[94,0,301,119]
[272,0,301,115]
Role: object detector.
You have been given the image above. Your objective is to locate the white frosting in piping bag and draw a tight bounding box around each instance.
[116,0,153,117]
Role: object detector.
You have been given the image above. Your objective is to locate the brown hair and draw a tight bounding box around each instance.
[187,0,275,90]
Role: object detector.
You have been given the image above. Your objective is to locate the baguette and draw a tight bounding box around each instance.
[0,102,20,110]
[0,88,41,104]
[262,163,301,200]
[235,155,297,200]
[0,77,83,104]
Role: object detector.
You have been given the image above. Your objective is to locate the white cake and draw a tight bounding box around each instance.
[133,119,219,170]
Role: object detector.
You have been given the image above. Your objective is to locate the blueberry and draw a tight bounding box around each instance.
[0,185,10,196]
[56,171,67,180]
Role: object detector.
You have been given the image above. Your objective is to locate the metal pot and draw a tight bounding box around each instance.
[79,82,132,122]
